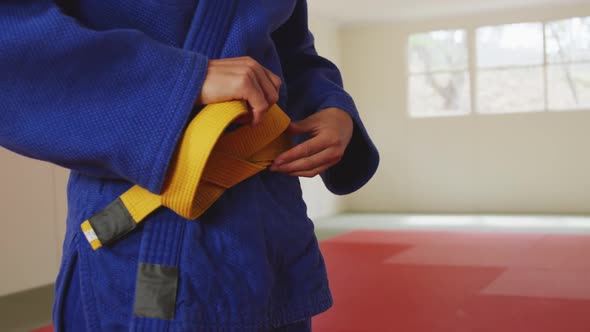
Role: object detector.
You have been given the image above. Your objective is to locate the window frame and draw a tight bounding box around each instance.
[475,22,546,114]
[406,29,471,118]
[544,17,590,111]
[406,16,590,118]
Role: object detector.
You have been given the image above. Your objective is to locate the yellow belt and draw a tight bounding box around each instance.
[81,101,292,250]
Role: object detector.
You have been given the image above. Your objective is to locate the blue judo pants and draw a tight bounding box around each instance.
[58,257,312,331]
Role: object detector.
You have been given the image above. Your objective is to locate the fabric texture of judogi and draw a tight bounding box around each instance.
[0,0,380,330]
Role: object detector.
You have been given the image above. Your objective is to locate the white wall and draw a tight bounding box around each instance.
[341,3,590,214]
[299,15,347,220]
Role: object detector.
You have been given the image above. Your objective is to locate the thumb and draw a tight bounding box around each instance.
[288,117,315,135]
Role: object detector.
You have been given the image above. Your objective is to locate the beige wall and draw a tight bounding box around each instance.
[341,3,590,214]
[0,151,68,296]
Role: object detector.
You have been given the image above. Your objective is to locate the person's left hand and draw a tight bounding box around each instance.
[269,107,353,177]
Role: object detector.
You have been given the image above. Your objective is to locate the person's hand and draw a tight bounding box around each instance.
[269,107,353,177]
[195,57,281,127]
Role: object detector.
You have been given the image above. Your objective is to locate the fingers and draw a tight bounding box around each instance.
[240,58,277,95]
[271,135,324,169]
[262,67,282,91]
[287,119,315,135]
[250,63,279,103]
[240,71,269,127]
[288,162,338,178]
[235,57,280,126]
[270,108,354,178]
[197,56,282,127]
[254,67,279,105]
[270,146,341,176]
[234,113,252,125]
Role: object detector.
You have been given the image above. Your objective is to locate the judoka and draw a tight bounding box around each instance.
[0,0,379,330]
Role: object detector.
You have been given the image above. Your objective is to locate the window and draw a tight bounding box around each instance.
[477,23,545,114]
[546,17,590,110]
[407,30,471,117]
[407,17,590,117]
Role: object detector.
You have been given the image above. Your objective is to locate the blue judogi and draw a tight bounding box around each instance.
[0,0,379,330]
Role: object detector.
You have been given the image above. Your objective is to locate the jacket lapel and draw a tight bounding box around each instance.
[183,0,239,58]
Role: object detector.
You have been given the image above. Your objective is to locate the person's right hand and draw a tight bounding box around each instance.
[195,56,282,127]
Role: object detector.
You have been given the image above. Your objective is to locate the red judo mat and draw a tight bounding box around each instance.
[31,230,590,332]
[30,328,52,332]
[313,230,590,332]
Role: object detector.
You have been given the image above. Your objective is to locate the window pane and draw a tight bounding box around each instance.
[547,63,590,110]
[477,23,544,68]
[546,17,590,63]
[409,72,471,117]
[477,68,544,113]
[408,30,467,73]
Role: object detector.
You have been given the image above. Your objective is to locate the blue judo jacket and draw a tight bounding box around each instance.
[0,0,379,330]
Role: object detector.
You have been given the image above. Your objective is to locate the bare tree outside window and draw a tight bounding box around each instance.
[546,17,590,110]
[476,23,545,114]
[407,17,590,118]
[408,30,471,117]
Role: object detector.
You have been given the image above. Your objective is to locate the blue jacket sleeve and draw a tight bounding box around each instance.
[271,0,379,195]
[0,1,209,194]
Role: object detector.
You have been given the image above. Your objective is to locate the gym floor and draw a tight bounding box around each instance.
[3,214,590,332]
